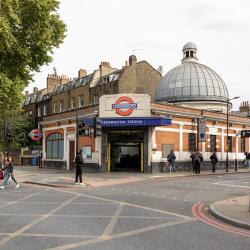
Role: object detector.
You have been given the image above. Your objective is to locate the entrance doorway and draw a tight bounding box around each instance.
[69,140,75,170]
[107,130,144,172]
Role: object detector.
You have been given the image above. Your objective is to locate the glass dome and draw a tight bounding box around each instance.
[155,43,229,103]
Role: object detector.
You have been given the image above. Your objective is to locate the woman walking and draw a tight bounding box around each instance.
[0,153,19,189]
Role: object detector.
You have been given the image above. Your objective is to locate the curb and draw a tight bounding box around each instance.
[23,181,91,189]
[209,204,250,230]
[151,170,250,180]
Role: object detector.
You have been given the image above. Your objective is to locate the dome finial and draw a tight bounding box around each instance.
[182,42,198,63]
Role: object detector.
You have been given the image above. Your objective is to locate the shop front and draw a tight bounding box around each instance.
[98,94,172,173]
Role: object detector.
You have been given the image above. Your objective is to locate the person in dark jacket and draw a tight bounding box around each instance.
[190,151,195,172]
[210,150,218,173]
[167,150,176,172]
[0,154,19,189]
[192,150,203,174]
[74,150,85,186]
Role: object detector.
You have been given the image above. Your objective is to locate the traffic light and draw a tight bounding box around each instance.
[5,130,12,143]
[4,121,12,143]
[94,118,102,137]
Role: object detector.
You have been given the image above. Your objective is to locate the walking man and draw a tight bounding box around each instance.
[74,150,85,186]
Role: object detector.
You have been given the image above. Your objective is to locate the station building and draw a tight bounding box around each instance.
[25,43,250,172]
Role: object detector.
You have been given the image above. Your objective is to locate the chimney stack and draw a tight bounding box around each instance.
[129,55,137,66]
[78,69,87,78]
[47,73,70,93]
[33,87,38,93]
[99,61,112,77]
[25,91,29,96]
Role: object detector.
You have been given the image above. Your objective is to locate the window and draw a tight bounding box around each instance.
[210,135,216,152]
[37,107,41,117]
[79,95,84,107]
[43,104,47,116]
[227,136,232,152]
[53,102,57,113]
[188,133,196,152]
[46,133,64,159]
[190,51,193,57]
[240,137,245,153]
[59,100,64,112]
[81,145,92,159]
[94,95,99,105]
[70,97,75,109]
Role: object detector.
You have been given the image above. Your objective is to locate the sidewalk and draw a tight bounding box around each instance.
[209,196,250,230]
[13,165,250,188]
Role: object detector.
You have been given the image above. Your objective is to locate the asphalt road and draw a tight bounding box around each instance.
[0,173,250,250]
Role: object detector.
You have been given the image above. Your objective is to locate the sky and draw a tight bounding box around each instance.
[26,0,250,110]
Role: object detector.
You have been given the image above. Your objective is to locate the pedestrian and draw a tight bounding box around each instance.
[193,150,203,174]
[210,150,218,173]
[0,153,20,189]
[167,150,176,172]
[244,152,250,168]
[74,150,85,186]
[190,151,195,172]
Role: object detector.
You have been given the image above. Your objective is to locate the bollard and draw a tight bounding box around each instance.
[235,159,238,172]
[249,192,250,212]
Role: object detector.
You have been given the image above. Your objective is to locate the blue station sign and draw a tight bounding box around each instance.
[101,117,172,127]
[81,117,172,127]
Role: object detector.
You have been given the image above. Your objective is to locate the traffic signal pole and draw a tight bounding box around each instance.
[76,112,79,154]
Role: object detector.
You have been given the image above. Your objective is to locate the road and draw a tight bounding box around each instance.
[0,173,249,250]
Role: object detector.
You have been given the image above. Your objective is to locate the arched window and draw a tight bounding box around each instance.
[46,133,64,159]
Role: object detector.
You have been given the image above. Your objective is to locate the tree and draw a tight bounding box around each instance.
[0,112,37,151]
[0,0,66,113]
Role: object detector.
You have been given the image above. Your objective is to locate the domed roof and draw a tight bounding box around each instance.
[155,43,229,103]
[183,42,197,51]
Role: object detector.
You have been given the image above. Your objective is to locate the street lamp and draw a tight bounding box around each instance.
[226,96,240,172]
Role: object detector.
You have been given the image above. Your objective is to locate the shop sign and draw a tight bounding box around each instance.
[112,96,137,116]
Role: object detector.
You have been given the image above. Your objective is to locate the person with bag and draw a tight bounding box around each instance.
[74,150,85,186]
[210,150,218,173]
[193,150,203,174]
[0,154,19,189]
[167,150,176,172]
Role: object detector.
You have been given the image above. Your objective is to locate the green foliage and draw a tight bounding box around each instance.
[12,114,36,148]
[0,112,39,151]
[0,0,66,113]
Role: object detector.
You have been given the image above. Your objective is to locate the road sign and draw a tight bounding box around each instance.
[241,130,250,137]
[29,129,43,141]
[197,118,206,142]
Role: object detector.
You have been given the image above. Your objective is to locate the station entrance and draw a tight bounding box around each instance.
[107,130,144,172]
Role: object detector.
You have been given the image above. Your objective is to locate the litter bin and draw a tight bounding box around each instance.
[31,157,37,166]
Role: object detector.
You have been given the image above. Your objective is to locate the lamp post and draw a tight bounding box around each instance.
[226,96,240,172]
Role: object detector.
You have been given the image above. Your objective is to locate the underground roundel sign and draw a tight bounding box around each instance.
[29,129,43,141]
[112,96,138,116]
